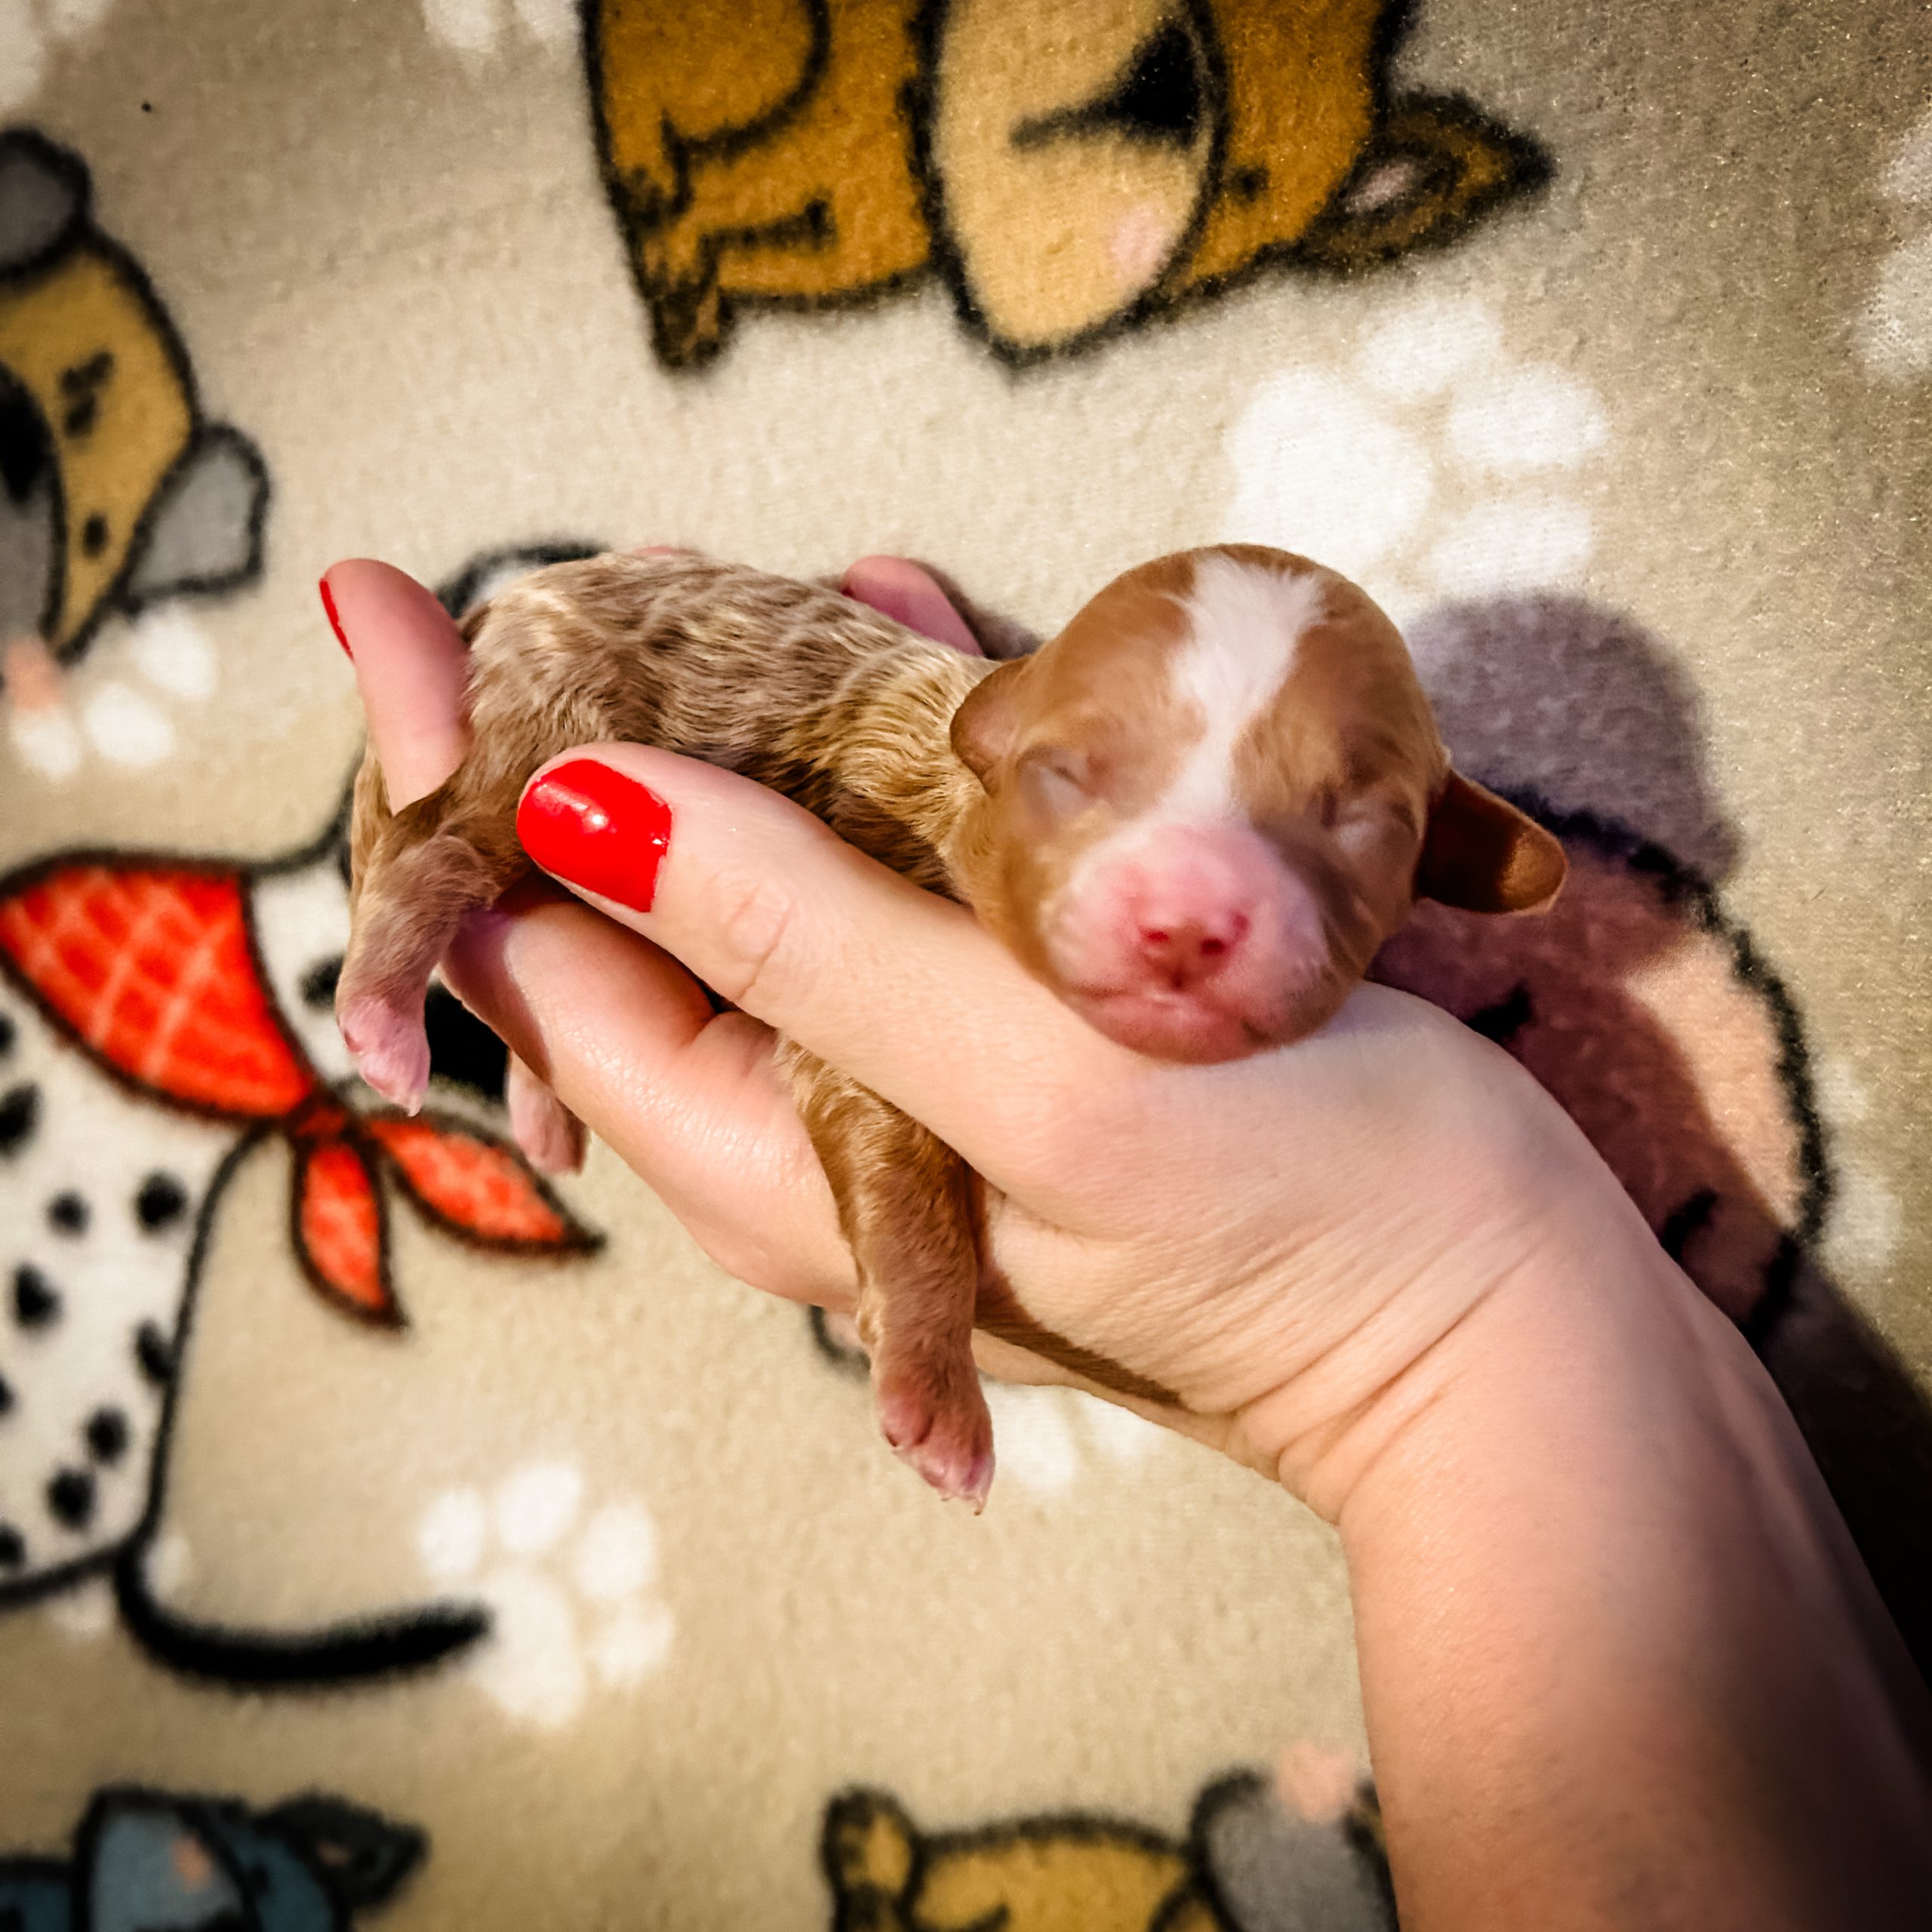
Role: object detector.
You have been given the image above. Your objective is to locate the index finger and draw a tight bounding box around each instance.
[322,559,472,808]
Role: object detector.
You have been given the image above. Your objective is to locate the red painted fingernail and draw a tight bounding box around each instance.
[517,759,672,913]
[319,577,351,659]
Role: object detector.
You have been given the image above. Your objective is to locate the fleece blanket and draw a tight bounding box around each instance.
[0,2,1927,1926]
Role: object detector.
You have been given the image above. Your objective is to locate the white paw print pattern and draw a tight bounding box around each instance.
[417,1460,674,1731]
[983,1384,1168,1498]
[1223,294,1611,623]
[5,608,220,784]
[1855,106,1932,380]
[420,0,574,57]
[1813,1057,1906,1283]
[0,0,118,114]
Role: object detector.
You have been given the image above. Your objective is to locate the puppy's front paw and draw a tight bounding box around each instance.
[873,1346,995,1512]
[337,993,431,1115]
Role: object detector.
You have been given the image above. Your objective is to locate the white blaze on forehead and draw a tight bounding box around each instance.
[1161,555,1331,820]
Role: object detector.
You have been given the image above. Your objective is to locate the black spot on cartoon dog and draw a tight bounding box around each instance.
[0,1081,38,1156]
[45,1466,94,1530]
[0,128,269,671]
[300,955,340,1008]
[135,1169,188,1231]
[11,1263,58,1329]
[85,1405,129,1464]
[46,1188,88,1233]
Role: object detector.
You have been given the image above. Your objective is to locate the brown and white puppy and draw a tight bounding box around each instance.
[338,546,1562,1506]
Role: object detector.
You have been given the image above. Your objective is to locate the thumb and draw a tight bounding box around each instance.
[513,745,1118,1182]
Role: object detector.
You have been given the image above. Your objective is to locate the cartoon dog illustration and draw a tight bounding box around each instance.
[586,0,1547,367]
[822,1772,1392,1932]
[0,1785,423,1932]
[1370,592,1831,1330]
[1370,812,1817,1324]
[0,548,599,1684]
[0,128,268,669]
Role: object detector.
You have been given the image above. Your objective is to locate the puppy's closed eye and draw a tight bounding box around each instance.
[1018,746,1094,823]
[1332,796,1419,860]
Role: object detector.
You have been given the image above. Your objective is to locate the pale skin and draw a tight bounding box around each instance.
[328,552,1932,1930]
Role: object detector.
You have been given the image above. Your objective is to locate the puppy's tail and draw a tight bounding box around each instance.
[336,760,522,1115]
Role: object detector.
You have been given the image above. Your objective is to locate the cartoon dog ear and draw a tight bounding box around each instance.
[0,129,91,276]
[1297,97,1548,270]
[260,1795,426,1912]
[949,657,1035,781]
[122,427,269,608]
[1417,772,1567,913]
[820,1789,917,1909]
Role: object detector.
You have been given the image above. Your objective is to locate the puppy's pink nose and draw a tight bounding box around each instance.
[1137,910,1250,987]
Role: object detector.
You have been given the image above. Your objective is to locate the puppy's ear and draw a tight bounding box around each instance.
[1417,772,1567,912]
[949,659,1034,782]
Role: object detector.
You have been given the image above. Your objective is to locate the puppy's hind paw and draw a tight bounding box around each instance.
[875,1354,995,1512]
[337,994,431,1115]
[508,1054,586,1174]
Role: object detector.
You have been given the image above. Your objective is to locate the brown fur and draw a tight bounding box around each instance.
[340,546,1561,1506]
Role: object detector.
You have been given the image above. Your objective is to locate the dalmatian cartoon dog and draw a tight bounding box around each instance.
[586,0,1547,367]
[0,547,599,1684]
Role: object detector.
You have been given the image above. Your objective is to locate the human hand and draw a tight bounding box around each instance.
[325,549,1932,1926]
[321,550,1656,1520]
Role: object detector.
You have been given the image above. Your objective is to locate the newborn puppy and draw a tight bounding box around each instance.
[338,546,1563,1506]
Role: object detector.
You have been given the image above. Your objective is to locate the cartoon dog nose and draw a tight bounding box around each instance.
[1137,909,1251,987]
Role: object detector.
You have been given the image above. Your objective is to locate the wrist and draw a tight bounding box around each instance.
[1318,1184,1932,1929]
[1238,1092,1673,1522]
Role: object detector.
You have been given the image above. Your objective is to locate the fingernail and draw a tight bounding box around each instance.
[319,577,351,658]
[517,759,672,912]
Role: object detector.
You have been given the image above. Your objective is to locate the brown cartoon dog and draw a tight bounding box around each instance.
[0,130,267,668]
[821,1774,1392,1932]
[586,0,1546,367]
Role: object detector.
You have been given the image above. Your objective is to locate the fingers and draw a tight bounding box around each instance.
[323,559,472,808]
[512,745,1128,1190]
[439,891,854,1303]
[841,556,983,654]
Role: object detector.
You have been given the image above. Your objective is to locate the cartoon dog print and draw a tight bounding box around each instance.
[586,0,1547,367]
[0,547,599,1684]
[1371,811,1818,1324]
[0,1785,423,1932]
[0,128,268,672]
[822,1771,1392,1932]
